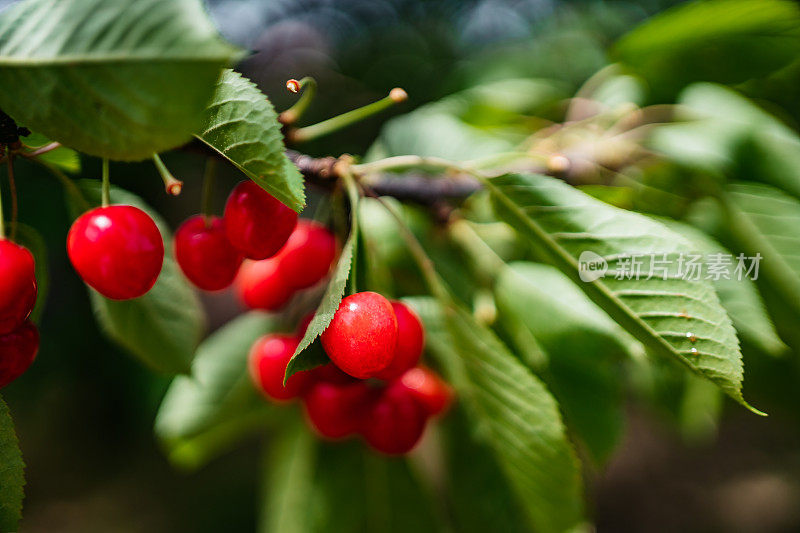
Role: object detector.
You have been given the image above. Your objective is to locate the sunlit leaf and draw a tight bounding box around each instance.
[615,0,800,100]
[0,0,240,160]
[661,218,786,357]
[196,69,305,212]
[486,173,758,412]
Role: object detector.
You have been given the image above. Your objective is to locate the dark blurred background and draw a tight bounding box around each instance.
[5,0,800,531]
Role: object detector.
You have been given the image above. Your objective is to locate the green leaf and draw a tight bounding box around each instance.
[23,133,80,173]
[284,176,360,380]
[259,429,441,533]
[0,397,24,532]
[495,262,640,463]
[66,180,205,374]
[196,70,305,212]
[409,298,585,533]
[723,183,800,320]
[660,218,787,357]
[650,83,800,200]
[614,0,800,100]
[486,173,757,412]
[12,224,48,324]
[443,412,531,533]
[0,0,240,160]
[155,312,279,469]
[259,421,317,533]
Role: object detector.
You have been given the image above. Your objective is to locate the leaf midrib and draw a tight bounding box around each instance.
[484,179,714,385]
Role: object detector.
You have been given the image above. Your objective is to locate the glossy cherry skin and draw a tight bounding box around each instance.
[303,380,373,439]
[396,367,453,416]
[223,181,297,260]
[321,292,398,379]
[360,381,428,455]
[67,205,164,300]
[249,334,310,401]
[0,320,39,388]
[174,215,243,291]
[0,239,37,335]
[276,220,337,289]
[235,258,292,311]
[375,301,425,381]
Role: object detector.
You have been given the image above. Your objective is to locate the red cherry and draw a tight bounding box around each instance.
[235,258,292,311]
[248,334,310,401]
[360,381,427,455]
[275,220,337,289]
[174,215,243,291]
[0,239,37,335]
[320,292,398,379]
[374,301,425,380]
[67,205,164,300]
[223,181,297,260]
[303,380,373,439]
[396,367,453,416]
[0,320,39,388]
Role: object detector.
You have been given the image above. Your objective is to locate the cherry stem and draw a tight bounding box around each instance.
[366,187,450,303]
[279,76,317,125]
[23,141,60,158]
[101,158,110,207]
[201,157,217,225]
[6,152,17,241]
[289,87,408,143]
[152,153,183,196]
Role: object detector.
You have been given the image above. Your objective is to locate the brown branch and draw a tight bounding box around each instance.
[285,149,481,204]
[182,141,482,205]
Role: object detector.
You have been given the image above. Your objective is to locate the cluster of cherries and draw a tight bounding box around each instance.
[3,175,454,453]
[63,179,336,304]
[0,238,39,388]
[249,292,453,455]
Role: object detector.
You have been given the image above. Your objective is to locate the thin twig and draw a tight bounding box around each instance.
[364,187,450,302]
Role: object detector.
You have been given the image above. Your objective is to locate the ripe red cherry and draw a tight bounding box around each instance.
[396,367,453,416]
[275,220,337,289]
[248,334,310,401]
[223,181,297,260]
[303,380,373,439]
[67,205,164,300]
[0,320,39,388]
[321,292,398,379]
[174,215,243,291]
[360,381,427,455]
[235,258,292,311]
[374,301,425,380]
[0,239,37,335]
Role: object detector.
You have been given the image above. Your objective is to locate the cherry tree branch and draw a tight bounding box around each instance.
[285,150,482,205]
